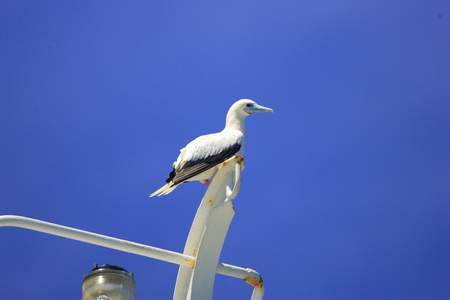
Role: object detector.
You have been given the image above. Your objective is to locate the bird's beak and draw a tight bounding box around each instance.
[247,103,274,114]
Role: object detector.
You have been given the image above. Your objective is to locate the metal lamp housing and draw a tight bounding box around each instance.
[82,264,135,300]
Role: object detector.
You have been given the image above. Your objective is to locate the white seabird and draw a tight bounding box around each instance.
[150,99,273,197]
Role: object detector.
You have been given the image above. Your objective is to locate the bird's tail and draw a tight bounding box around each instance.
[149,183,177,197]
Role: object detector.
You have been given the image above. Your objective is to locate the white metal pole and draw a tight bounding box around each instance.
[1,155,264,300]
[174,156,250,300]
[0,215,195,267]
[0,214,264,299]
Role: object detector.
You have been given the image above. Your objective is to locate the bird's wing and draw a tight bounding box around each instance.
[167,131,242,185]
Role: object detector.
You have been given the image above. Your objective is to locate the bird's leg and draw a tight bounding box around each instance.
[205,179,211,187]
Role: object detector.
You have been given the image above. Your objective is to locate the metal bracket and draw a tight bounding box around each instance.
[0,156,264,300]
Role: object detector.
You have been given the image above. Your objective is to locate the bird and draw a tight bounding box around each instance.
[150,99,274,197]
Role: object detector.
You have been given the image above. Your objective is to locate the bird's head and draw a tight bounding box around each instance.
[232,99,274,117]
[225,99,273,129]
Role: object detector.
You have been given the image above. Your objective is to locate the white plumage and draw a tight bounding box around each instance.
[150,99,273,197]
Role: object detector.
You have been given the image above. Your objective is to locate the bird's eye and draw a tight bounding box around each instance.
[246,103,253,108]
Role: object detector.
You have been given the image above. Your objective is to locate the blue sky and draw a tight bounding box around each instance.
[1,1,449,299]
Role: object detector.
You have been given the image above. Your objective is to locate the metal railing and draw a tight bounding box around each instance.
[0,156,264,300]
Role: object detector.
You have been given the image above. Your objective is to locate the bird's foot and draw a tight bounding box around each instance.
[205,179,211,187]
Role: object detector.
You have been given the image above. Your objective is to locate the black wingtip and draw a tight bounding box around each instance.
[166,168,176,183]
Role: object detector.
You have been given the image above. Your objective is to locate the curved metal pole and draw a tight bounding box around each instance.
[216,263,264,299]
[0,214,264,299]
[0,214,195,267]
[174,156,245,300]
